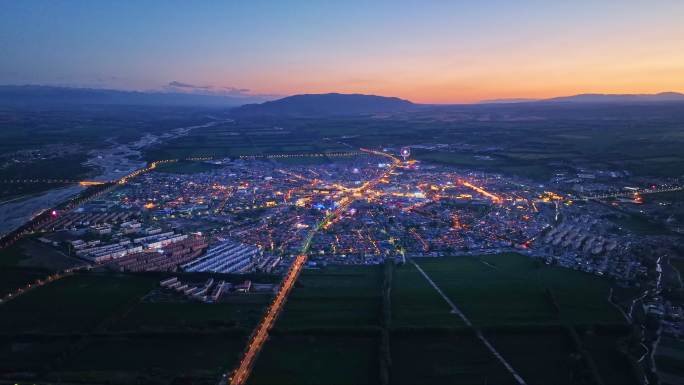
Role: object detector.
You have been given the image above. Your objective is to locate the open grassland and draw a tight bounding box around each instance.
[0,237,83,270]
[413,253,624,327]
[248,266,384,384]
[143,107,684,181]
[0,336,74,374]
[0,241,31,267]
[656,337,684,385]
[411,149,556,181]
[248,334,379,385]
[275,265,383,329]
[580,327,643,385]
[249,254,637,385]
[0,271,269,384]
[144,120,351,161]
[0,273,157,334]
[47,334,246,385]
[608,212,675,236]
[391,263,465,327]
[0,254,639,384]
[110,294,271,332]
[390,329,515,385]
[484,325,641,385]
[484,328,586,385]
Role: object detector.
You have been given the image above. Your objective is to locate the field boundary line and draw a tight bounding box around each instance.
[409,259,527,385]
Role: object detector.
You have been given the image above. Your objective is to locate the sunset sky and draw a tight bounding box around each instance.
[1,0,683,103]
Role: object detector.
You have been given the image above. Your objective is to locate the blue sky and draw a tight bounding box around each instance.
[1,0,683,102]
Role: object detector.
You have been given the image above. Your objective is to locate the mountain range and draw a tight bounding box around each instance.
[541,92,684,103]
[0,85,269,107]
[481,92,684,104]
[232,92,684,116]
[230,93,415,116]
[0,85,682,114]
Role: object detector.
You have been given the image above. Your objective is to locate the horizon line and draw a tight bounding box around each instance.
[1,83,683,105]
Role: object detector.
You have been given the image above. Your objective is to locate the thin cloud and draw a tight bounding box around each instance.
[166,81,251,96]
[168,80,211,90]
[163,81,282,102]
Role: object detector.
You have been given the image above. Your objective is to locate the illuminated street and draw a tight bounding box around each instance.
[229,148,401,385]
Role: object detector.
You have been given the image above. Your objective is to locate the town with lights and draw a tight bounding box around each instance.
[16,148,666,280]
[4,2,684,384]
[2,143,684,385]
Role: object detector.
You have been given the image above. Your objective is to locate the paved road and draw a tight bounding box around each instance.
[228,149,402,385]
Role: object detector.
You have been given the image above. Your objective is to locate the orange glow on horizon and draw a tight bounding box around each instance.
[216,46,684,104]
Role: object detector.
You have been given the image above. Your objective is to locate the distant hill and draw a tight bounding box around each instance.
[542,92,684,103]
[474,92,684,105]
[231,93,415,116]
[0,85,266,107]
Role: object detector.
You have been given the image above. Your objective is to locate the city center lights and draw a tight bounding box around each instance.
[459,180,502,203]
[220,146,561,384]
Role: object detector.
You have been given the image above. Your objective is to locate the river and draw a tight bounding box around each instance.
[0,119,225,237]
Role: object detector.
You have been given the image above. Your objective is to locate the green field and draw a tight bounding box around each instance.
[0,237,83,271]
[249,254,636,385]
[140,107,684,182]
[3,104,683,183]
[247,266,384,384]
[110,294,271,332]
[672,259,684,277]
[484,328,585,385]
[412,149,556,180]
[0,273,157,334]
[608,212,673,236]
[391,262,464,327]
[0,336,74,373]
[656,337,684,385]
[390,329,515,385]
[49,334,246,385]
[144,120,351,161]
[413,254,624,326]
[0,254,641,384]
[581,328,642,385]
[276,265,383,329]
[0,271,268,384]
[249,334,379,385]
[0,242,30,267]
